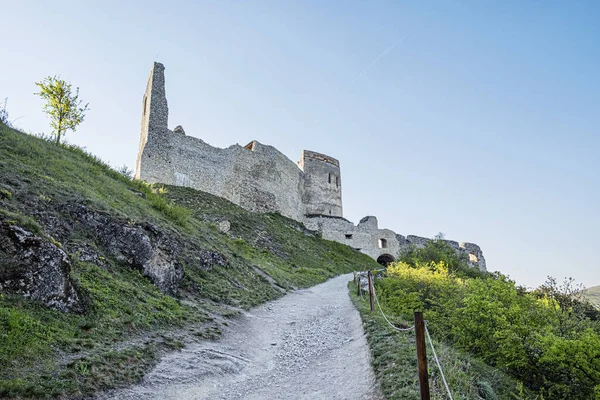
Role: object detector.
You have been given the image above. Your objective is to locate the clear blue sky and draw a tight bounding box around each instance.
[2,1,598,289]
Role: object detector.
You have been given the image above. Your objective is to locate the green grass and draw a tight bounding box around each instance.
[0,122,380,398]
[349,282,529,400]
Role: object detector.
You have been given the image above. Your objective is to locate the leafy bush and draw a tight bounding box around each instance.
[376,259,600,399]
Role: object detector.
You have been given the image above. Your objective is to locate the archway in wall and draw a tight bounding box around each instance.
[376,254,395,266]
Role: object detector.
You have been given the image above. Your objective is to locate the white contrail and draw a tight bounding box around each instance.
[355,35,408,80]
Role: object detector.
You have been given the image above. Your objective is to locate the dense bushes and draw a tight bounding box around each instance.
[377,240,600,399]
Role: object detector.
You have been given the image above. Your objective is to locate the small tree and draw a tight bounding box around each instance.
[0,98,8,125]
[35,76,89,144]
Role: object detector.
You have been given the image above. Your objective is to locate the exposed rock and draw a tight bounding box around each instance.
[71,243,110,269]
[0,221,85,313]
[195,250,229,271]
[253,231,288,260]
[57,203,184,295]
[217,220,230,233]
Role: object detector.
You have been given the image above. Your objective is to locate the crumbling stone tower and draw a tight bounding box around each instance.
[136,62,170,181]
[135,62,344,221]
[299,151,343,217]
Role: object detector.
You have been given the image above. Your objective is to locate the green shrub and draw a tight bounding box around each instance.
[375,260,600,399]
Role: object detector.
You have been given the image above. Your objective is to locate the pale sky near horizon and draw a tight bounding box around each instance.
[1,1,598,289]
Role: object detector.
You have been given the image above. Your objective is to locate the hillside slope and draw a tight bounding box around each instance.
[585,285,600,307]
[0,123,380,398]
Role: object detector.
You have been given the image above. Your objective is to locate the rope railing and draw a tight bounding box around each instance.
[372,285,415,332]
[354,269,454,400]
[425,321,454,400]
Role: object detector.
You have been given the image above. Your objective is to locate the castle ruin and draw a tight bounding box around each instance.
[136,62,486,271]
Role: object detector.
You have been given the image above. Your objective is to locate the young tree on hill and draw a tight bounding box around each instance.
[35,76,89,145]
[0,98,9,125]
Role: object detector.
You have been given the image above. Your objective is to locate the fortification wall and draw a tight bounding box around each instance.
[139,132,307,221]
[135,63,341,222]
[305,215,487,271]
[304,216,400,263]
[136,62,486,271]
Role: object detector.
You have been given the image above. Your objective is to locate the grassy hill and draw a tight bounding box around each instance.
[585,284,600,307]
[0,122,380,398]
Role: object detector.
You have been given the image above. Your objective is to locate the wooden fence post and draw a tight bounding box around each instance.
[414,311,430,400]
[357,274,361,297]
[367,271,375,312]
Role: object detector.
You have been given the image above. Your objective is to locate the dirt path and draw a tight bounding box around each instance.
[98,274,381,399]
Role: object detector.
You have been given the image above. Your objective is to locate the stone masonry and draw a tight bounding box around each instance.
[135,62,486,271]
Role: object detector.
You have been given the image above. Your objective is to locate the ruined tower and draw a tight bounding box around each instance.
[134,62,486,270]
[299,150,343,217]
[135,62,169,180]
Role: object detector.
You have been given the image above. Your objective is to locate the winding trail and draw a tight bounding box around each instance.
[99,274,381,399]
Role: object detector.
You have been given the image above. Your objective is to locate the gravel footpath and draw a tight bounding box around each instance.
[98,273,382,400]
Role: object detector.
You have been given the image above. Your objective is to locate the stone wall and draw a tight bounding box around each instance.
[135,62,486,271]
[140,132,308,221]
[135,63,340,222]
[305,215,487,271]
[300,150,343,217]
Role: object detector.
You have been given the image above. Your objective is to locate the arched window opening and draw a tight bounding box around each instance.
[328,173,332,183]
[378,238,388,249]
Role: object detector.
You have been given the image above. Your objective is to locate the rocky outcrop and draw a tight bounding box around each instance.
[0,220,85,313]
[32,202,185,296]
[62,203,184,295]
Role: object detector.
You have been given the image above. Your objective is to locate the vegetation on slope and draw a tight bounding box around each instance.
[0,123,380,398]
[359,238,600,399]
[350,285,524,399]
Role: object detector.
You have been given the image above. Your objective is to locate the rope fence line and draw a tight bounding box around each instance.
[425,321,454,400]
[354,269,454,400]
[372,284,415,332]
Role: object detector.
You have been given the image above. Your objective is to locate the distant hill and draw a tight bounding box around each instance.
[584,285,600,307]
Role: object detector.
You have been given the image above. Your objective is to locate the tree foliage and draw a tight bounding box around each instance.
[377,257,600,399]
[0,98,8,126]
[35,76,89,144]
